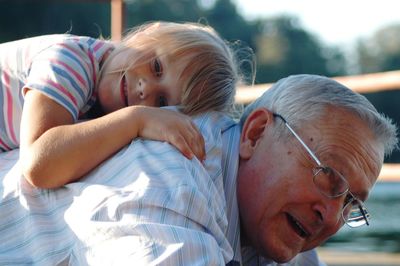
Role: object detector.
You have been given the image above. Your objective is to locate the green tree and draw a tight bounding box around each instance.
[0,1,110,43]
[125,0,203,27]
[356,24,400,73]
[203,0,256,45]
[253,16,346,83]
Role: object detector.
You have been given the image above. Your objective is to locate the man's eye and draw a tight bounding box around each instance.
[158,96,168,107]
[153,58,163,77]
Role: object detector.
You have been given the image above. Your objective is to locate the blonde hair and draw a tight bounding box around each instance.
[106,21,252,116]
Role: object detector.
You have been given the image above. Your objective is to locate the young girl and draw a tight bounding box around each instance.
[0,21,247,189]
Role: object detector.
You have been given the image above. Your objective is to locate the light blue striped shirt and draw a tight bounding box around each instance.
[0,110,325,265]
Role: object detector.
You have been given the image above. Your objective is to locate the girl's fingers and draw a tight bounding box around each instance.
[187,122,205,161]
[170,134,194,160]
[169,125,204,161]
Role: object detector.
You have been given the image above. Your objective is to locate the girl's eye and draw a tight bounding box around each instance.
[158,95,168,107]
[153,58,163,77]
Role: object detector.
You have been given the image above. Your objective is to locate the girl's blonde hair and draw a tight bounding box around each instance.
[108,21,253,116]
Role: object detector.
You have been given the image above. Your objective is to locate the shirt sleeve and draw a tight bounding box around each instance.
[23,38,97,121]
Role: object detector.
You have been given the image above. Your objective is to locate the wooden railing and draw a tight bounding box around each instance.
[237,71,400,182]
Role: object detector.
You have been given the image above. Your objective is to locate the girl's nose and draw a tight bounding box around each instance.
[138,78,146,99]
[138,78,157,106]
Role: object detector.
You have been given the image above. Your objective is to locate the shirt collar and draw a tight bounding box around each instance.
[221,123,243,264]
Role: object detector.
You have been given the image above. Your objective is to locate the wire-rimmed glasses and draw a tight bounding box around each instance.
[273,113,370,228]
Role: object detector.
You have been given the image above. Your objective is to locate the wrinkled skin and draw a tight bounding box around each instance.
[237,107,383,263]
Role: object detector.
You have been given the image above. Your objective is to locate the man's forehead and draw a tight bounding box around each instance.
[312,113,383,201]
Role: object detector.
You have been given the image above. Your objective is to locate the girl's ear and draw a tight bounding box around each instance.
[239,108,274,159]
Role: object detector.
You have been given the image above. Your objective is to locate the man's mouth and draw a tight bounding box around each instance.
[286,213,310,239]
[120,74,128,106]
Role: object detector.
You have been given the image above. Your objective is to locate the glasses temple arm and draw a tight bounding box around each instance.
[359,205,370,226]
[273,113,322,166]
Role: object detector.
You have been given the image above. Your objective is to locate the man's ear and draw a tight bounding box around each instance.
[239,108,274,159]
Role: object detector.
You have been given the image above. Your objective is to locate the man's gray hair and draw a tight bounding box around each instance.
[240,74,398,156]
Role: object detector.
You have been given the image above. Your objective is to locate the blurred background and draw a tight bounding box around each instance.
[1,0,399,265]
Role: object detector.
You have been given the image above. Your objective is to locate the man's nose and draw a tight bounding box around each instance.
[312,195,345,228]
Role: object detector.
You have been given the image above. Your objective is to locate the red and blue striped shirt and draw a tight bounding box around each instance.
[0,34,114,152]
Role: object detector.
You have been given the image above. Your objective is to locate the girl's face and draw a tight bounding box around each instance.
[97,45,189,114]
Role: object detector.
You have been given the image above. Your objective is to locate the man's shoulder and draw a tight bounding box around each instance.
[186,110,238,134]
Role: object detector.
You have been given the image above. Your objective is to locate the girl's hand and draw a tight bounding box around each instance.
[136,106,206,161]
[19,91,205,189]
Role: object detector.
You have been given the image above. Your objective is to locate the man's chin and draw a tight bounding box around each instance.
[269,252,298,264]
[259,240,302,263]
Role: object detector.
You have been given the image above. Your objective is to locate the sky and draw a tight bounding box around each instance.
[232,0,400,46]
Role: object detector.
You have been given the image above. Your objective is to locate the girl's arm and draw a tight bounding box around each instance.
[20,90,205,189]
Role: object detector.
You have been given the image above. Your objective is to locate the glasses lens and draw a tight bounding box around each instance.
[342,200,370,227]
[313,167,349,197]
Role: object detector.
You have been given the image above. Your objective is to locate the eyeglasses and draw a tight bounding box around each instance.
[273,113,370,228]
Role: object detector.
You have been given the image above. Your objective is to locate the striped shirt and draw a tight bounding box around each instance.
[0,110,325,265]
[0,111,236,265]
[0,34,114,152]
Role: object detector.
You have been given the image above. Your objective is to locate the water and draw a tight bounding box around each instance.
[324,182,400,253]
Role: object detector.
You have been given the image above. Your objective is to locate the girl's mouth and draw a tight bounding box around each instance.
[120,74,128,106]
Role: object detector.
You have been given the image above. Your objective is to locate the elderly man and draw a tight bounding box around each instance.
[0,74,397,265]
[231,74,397,264]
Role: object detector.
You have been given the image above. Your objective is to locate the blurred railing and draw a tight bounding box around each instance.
[237,70,400,182]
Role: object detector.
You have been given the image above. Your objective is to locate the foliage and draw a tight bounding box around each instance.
[0,1,110,42]
[356,24,400,73]
[251,16,346,83]
[125,0,203,26]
